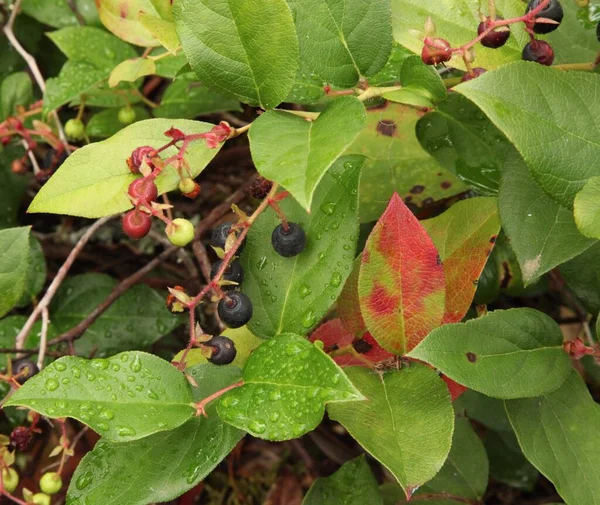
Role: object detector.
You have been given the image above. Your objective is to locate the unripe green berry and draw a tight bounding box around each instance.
[2,468,19,493]
[64,119,85,141]
[179,178,196,194]
[166,218,195,247]
[32,493,51,505]
[118,107,136,125]
[39,472,62,495]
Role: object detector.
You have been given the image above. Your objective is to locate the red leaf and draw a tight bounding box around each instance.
[358,193,446,354]
[441,375,468,401]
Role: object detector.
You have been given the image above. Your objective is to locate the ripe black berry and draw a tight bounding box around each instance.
[526,0,564,34]
[352,338,373,354]
[522,40,554,66]
[477,17,510,48]
[210,259,244,289]
[12,359,39,384]
[271,223,306,257]
[211,223,245,253]
[206,336,237,365]
[218,292,253,328]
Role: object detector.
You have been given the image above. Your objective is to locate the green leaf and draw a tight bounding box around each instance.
[456,63,600,208]
[86,106,151,139]
[5,351,195,441]
[154,73,241,119]
[138,13,180,54]
[409,308,571,399]
[249,96,366,210]
[328,365,454,497]
[574,176,600,239]
[174,0,298,109]
[49,273,182,358]
[287,0,392,87]
[302,455,383,505]
[1,72,33,119]
[505,370,600,505]
[0,226,31,318]
[416,93,507,195]
[391,0,526,71]
[96,0,170,47]
[108,58,156,88]
[28,119,223,217]
[217,334,363,441]
[21,0,100,28]
[454,389,512,432]
[65,365,244,505]
[560,243,600,314]
[347,102,466,223]
[0,148,28,229]
[499,149,594,284]
[16,236,46,308]
[422,197,500,324]
[241,157,361,338]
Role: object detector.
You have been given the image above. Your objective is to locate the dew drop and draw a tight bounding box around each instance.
[118,426,136,437]
[45,378,59,392]
[91,359,109,370]
[256,257,267,270]
[248,420,266,434]
[320,202,336,215]
[130,355,142,373]
[330,271,342,287]
[100,410,115,421]
[298,284,312,299]
[54,362,66,372]
[302,311,317,329]
[75,472,93,490]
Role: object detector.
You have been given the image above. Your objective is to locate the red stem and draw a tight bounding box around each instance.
[195,381,244,417]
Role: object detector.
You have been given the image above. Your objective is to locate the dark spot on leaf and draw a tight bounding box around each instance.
[352,338,373,354]
[437,172,442,176]
[423,197,434,206]
[490,235,497,243]
[377,120,397,137]
[441,181,452,189]
[472,279,479,286]
[120,2,128,17]
[466,352,477,363]
[500,261,513,289]
[410,185,425,195]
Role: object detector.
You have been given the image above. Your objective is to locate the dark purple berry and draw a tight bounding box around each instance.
[12,359,39,384]
[526,0,564,34]
[218,292,253,328]
[522,40,555,66]
[210,259,244,289]
[271,223,306,257]
[352,338,373,354]
[249,177,273,199]
[206,336,236,365]
[477,17,510,48]
[211,223,245,253]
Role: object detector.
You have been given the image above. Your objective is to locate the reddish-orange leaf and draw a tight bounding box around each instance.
[358,193,446,355]
[338,258,367,338]
[441,375,468,401]
[422,197,500,323]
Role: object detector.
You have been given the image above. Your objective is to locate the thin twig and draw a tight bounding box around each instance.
[15,216,113,351]
[66,0,86,25]
[192,240,213,285]
[37,307,49,369]
[21,139,40,174]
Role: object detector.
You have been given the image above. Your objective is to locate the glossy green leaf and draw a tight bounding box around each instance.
[303,456,383,505]
[154,73,241,119]
[16,236,46,308]
[499,149,594,284]
[174,0,298,109]
[249,96,366,210]
[454,389,512,433]
[359,193,445,354]
[1,72,33,119]
[0,226,30,318]
[139,13,180,54]
[86,107,151,139]
[28,119,223,217]
[347,102,466,223]
[506,370,600,505]
[49,273,182,358]
[217,334,363,441]
[574,176,600,239]
[5,351,194,441]
[560,243,600,314]
[287,0,392,87]
[456,63,600,207]
[241,157,361,338]
[328,365,454,497]
[409,308,571,399]
[391,0,526,70]
[109,58,156,88]
[21,0,100,28]
[66,365,244,505]
[416,93,507,195]
[422,197,500,324]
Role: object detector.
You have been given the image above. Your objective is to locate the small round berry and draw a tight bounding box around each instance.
[39,472,62,495]
[118,106,136,125]
[12,359,38,384]
[211,223,245,253]
[352,338,373,354]
[522,40,554,66]
[271,223,306,257]
[127,146,155,174]
[167,218,195,247]
[210,259,244,289]
[179,178,196,194]
[249,177,273,199]
[526,0,564,34]
[477,17,510,48]
[10,426,32,452]
[218,292,253,328]
[128,178,158,205]
[2,468,19,493]
[461,67,487,82]
[32,493,51,505]
[122,210,152,239]
[421,38,452,65]
[206,336,237,365]
[64,119,85,141]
